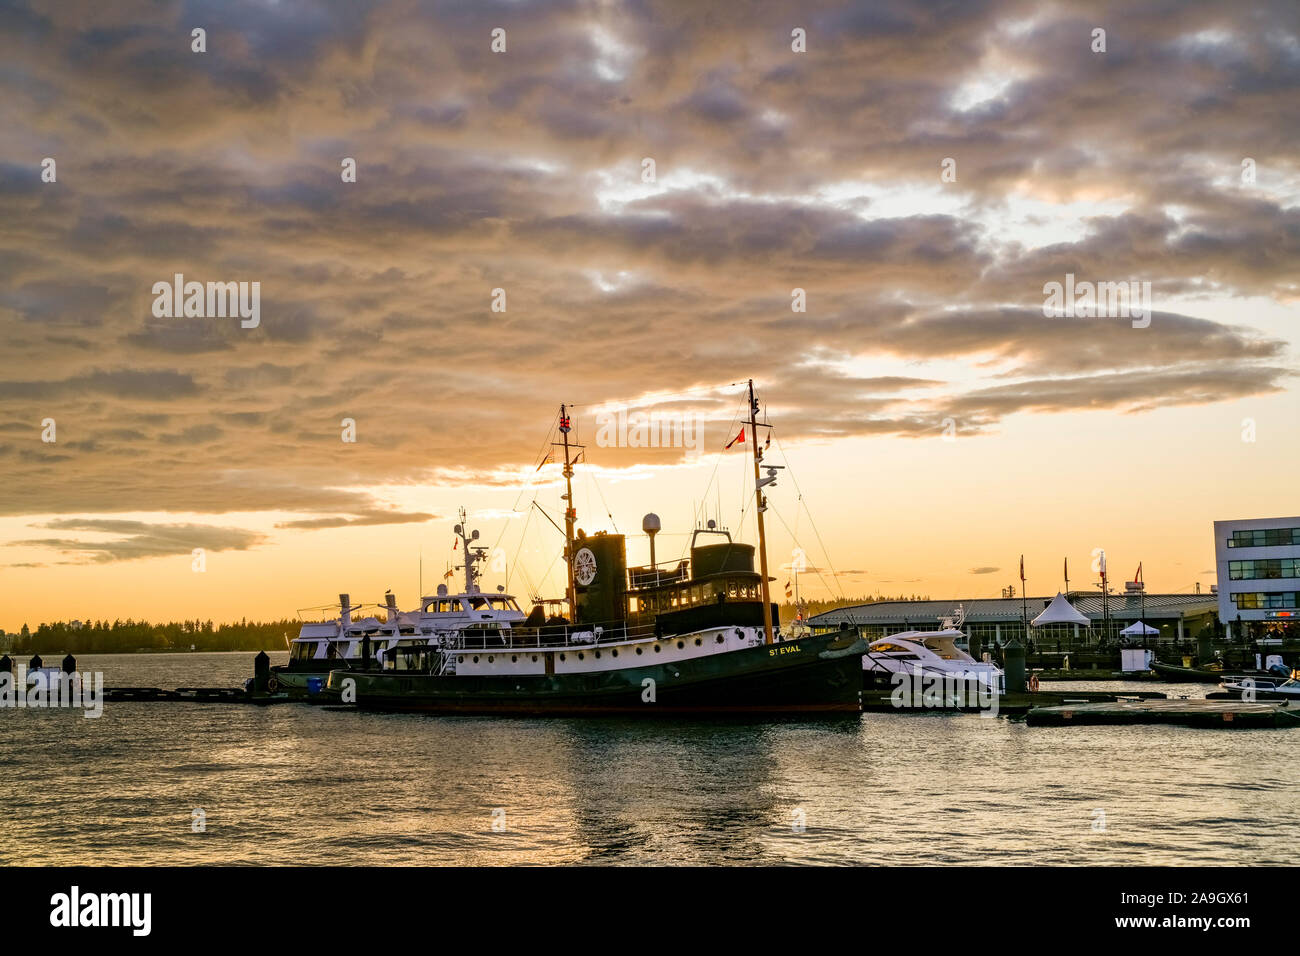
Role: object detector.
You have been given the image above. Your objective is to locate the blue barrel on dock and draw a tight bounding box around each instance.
[306,677,324,696]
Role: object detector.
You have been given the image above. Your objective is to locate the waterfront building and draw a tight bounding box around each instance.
[1214,516,1300,639]
[809,593,1219,646]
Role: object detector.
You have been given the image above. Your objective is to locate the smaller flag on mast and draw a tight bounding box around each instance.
[724,427,745,449]
[1019,554,1025,582]
[1134,562,1143,584]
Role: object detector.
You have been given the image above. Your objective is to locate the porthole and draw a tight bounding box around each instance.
[594,651,601,659]
[560,654,566,662]
[531,655,538,662]
[677,641,685,650]
[612,649,618,658]
[654,645,661,653]
[457,655,463,663]
[716,635,724,643]
[472,656,480,664]
[694,638,702,646]
[511,655,518,663]
[488,656,495,663]
[635,647,643,655]
[578,652,585,660]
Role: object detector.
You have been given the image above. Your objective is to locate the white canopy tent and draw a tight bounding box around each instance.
[1119,620,1159,636]
[1031,592,1091,627]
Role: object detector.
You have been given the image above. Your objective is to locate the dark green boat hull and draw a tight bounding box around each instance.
[1151,661,1227,683]
[328,633,867,715]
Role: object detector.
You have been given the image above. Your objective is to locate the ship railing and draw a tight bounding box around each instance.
[442,621,660,652]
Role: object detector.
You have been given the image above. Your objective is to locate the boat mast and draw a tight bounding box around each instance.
[558,405,578,621]
[453,506,484,593]
[748,380,776,645]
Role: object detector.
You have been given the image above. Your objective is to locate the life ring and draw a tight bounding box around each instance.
[1028,674,1040,693]
[266,676,280,694]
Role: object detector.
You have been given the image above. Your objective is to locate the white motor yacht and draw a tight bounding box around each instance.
[265,510,529,696]
[862,627,1005,693]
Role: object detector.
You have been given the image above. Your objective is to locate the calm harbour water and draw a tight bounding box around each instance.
[0,652,1296,866]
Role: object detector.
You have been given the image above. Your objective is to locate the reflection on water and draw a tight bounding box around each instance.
[0,654,1296,865]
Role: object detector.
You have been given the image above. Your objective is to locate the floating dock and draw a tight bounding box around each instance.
[1032,669,1163,682]
[1026,698,1300,729]
[861,687,1165,715]
[102,687,301,705]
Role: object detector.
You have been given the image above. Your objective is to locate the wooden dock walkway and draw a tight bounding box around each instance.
[103,687,298,705]
[861,687,1165,715]
[1026,698,1300,728]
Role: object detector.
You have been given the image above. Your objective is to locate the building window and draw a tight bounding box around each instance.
[1227,528,1300,548]
[1230,591,1299,610]
[1229,559,1298,580]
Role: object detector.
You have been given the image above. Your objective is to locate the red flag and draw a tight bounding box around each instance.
[452,538,458,551]
[724,427,745,449]
[1019,555,1025,582]
[1135,562,1143,584]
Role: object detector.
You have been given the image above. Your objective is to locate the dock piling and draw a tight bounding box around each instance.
[1004,638,1026,693]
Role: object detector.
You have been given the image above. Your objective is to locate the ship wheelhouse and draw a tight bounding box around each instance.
[607,524,778,637]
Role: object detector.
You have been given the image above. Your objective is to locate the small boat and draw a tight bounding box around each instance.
[1151,660,1284,684]
[861,626,1005,694]
[1217,675,1300,700]
[1151,661,1227,683]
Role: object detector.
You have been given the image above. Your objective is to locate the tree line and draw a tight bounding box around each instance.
[4,618,299,655]
[780,593,930,625]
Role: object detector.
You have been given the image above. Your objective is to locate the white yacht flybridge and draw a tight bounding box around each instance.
[268,508,527,696]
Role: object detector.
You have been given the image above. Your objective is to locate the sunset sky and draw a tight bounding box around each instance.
[1,0,1297,632]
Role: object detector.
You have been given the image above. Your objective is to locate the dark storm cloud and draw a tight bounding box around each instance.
[0,369,201,401]
[0,0,1295,521]
[10,518,265,563]
[275,510,438,530]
